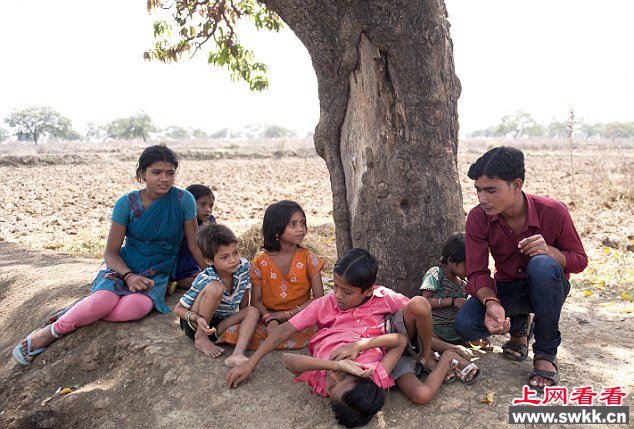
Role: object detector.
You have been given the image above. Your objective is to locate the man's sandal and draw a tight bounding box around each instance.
[502,341,529,361]
[529,354,559,392]
[502,317,535,361]
[450,358,481,386]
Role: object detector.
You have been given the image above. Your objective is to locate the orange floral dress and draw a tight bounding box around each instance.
[222,247,323,350]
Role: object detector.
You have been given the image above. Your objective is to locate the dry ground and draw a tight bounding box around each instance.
[0,139,632,428]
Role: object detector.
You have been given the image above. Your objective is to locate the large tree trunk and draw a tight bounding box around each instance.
[263,0,463,296]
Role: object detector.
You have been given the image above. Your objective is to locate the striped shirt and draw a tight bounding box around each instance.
[179,258,251,318]
[419,266,467,325]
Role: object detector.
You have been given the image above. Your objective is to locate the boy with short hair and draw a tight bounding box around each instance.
[227,248,478,427]
[174,223,259,367]
[454,146,587,391]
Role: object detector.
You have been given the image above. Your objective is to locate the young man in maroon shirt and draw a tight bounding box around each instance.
[454,146,587,391]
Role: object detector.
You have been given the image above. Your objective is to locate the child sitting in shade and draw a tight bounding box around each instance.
[174,223,259,367]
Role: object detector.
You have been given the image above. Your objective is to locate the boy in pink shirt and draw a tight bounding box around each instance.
[227,249,479,427]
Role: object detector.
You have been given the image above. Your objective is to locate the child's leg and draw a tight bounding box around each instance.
[401,296,434,365]
[190,282,225,358]
[216,306,260,367]
[101,293,154,321]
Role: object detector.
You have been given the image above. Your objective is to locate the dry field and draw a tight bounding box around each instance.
[0,138,632,428]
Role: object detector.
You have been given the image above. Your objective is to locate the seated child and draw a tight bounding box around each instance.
[249,200,324,349]
[171,184,216,291]
[419,232,492,350]
[227,248,479,427]
[174,223,259,367]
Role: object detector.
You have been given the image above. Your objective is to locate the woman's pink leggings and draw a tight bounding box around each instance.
[53,290,154,335]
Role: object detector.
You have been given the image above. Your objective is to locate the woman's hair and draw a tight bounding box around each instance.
[186,184,214,201]
[333,248,378,292]
[135,144,179,182]
[330,378,386,428]
[467,146,525,182]
[196,223,237,260]
[262,200,306,252]
[441,232,466,264]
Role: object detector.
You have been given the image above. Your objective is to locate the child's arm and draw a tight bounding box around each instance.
[282,354,373,378]
[226,321,299,388]
[250,279,269,316]
[329,333,408,376]
[239,290,251,310]
[183,218,207,269]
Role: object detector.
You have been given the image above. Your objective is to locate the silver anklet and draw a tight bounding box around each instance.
[50,324,64,339]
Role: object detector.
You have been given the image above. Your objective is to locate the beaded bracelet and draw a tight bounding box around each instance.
[185,310,197,331]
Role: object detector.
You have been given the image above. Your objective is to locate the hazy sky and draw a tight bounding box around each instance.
[1,0,632,136]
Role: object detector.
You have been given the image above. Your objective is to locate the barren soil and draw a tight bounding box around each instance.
[0,140,632,428]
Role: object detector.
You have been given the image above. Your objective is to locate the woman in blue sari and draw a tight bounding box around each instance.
[13,145,206,365]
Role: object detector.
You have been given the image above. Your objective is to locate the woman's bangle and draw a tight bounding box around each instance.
[262,313,273,324]
[185,310,198,331]
[122,271,134,282]
[264,317,279,326]
[437,298,442,307]
[296,306,302,313]
[451,297,456,307]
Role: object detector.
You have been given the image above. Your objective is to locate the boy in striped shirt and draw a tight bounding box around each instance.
[174,223,260,367]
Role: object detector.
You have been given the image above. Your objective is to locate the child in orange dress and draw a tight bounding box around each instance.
[247,200,324,349]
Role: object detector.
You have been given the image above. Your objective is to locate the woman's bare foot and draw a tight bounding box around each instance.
[224,353,249,368]
[194,332,224,358]
[19,326,57,363]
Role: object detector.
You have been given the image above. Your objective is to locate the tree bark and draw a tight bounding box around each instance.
[263,0,464,296]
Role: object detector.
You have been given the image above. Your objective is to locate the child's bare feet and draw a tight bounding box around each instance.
[195,333,224,358]
[224,353,249,368]
[424,354,454,382]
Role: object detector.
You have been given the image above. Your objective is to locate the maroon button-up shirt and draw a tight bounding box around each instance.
[465,193,588,296]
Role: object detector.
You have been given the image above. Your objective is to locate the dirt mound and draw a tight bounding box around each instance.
[1,242,632,429]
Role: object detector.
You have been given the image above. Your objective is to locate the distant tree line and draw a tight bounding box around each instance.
[1,105,299,144]
[468,110,634,140]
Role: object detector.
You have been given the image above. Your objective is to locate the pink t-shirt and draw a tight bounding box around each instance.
[289,286,409,396]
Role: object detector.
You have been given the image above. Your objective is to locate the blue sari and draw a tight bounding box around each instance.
[91,186,195,313]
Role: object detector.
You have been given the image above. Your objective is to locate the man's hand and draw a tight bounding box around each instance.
[518,234,550,258]
[484,302,510,334]
[226,362,254,388]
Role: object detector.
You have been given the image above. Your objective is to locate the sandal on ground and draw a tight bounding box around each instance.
[502,340,528,361]
[12,331,46,366]
[529,354,559,392]
[450,358,481,385]
[43,298,82,326]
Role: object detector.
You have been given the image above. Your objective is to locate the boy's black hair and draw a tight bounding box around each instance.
[467,146,525,182]
[330,378,386,428]
[333,248,378,292]
[136,144,179,182]
[440,232,466,264]
[196,223,237,260]
[186,184,214,201]
[262,200,306,252]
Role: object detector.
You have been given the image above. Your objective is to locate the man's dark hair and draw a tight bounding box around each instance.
[330,378,386,427]
[333,248,378,292]
[262,200,306,251]
[186,184,214,201]
[441,232,466,264]
[196,223,237,260]
[467,146,525,182]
